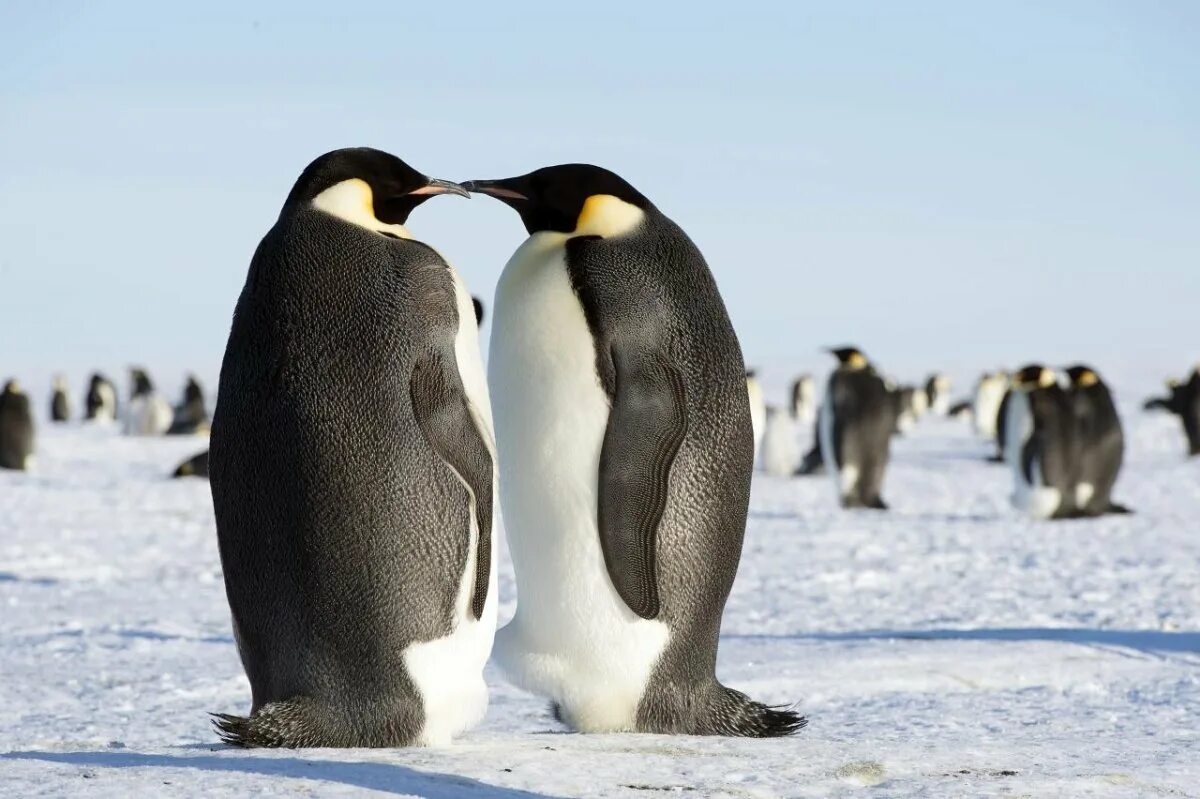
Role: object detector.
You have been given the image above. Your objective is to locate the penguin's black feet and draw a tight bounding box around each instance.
[864,497,888,511]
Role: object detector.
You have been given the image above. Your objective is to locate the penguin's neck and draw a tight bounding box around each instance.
[311,178,413,239]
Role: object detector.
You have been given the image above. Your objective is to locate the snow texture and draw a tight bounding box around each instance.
[1,379,1197,798]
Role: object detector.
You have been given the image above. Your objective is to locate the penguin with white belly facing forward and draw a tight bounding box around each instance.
[464,164,804,737]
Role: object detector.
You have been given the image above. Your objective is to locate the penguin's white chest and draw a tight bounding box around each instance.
[1005,392,1061,519]
[488,234,669,732]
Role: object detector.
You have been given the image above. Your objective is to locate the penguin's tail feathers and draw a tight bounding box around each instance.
[211,698,342,748]
[700,684,807,738]
[1106,502,1134,515]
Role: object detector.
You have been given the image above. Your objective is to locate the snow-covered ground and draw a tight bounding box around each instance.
[1,384,1197,797]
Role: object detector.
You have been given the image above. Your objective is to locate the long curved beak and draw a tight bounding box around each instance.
[460,179,528,201]
[408,177,471,198]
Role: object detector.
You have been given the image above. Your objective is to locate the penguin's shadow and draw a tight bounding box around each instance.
[2,750,563,798]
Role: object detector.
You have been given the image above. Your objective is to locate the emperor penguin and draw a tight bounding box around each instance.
[471,296,485,326]
[1064,365,1130,516]
[745,369,767,463]
[819,347,893,509]
[210,148,496,748]
[925,373,952,416]
[991,387,1014,463]
[172,449,210,479]
[761,405,800,477]
[1143,378,1185,414]
[890,384,926,435]
[0,380,35,471]
[84,372,118,422]
[168,374,211,435]
[50,374,71,422]
[1183,367,1200,457]
[1004,365,1078,520]
[973,371,1009,439]
[796,408,826,475]
[124,368,173,436]
[464,164,803,737]
[790,374,817,424]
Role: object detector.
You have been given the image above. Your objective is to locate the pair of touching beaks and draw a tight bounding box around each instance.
[406,177,526,202]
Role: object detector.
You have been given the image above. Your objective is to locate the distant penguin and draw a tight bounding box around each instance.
[168,374,210,435]
[1005,365,1078,520]
[819,347,893,509]
[465,163,803,737]
[172,449,209,479]
[991,388,1014,463]
[761,405,800,477]
[0,380,36,471]
[973,371,1009,439]
[84,372,118,422]
[746,369,767,463]
[891,385,922,435]
[947,399,973,419]
[1181,367,1200,457]
[796,408,826,475]
[1143,378,1184,414]
[210,148,494,749]
[790,374,816,424]
[124,368,173,436]
[1065,365,1130,516]
[472,296,485,326]
[925,373,952,416]
[50,374,71,423]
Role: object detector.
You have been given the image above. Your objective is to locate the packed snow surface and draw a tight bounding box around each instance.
[1,383,1197,797]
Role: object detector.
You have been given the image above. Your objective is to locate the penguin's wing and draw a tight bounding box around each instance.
[598,347,689,620]
[410,348,493,620]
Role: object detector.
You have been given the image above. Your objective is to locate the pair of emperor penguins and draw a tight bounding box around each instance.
[210,149,496,748]
[1005,364,1129,519]
[464,165,803,737]
[0,380,35,471]
[819,347,894,509]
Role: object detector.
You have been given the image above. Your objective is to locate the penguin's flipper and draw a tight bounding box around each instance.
[598,351,689,620]
[410,349,494,620]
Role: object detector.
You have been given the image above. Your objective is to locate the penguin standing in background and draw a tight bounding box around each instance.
[50,374,71,422]
[168,374,211,435]
[790,374,816,424]
[1005,365,1078,520]
[1065,365,1130,516]
[746,369,767,463]
[973,371,1009,439]
[925,373,952,416]
[84,372,118,422]
[210,148,495,749]
[173,449,210,479]
[890,384,925,435]
[819,347,893,509]
[125,368,173,436]
[465,164,803,737]
[1183,367,1200,457]
[1143,378,1185,414]
[796,408,825,475]
[991,387,1014,463]
[472,296,485,326]
[761,405,800,477]
[0,380,36,471]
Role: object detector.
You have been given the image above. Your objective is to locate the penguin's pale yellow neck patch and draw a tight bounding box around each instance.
[311,178,412,239]
[1075,370,1098,388]
[1038,368,1057,389]
[845,352,868,370]
[573,194,644,238]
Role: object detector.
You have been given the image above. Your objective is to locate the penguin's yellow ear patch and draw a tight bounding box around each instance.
[846,352,867,370]
[1076,370,1099,387]
[1037,368,1057,389]
[575,194,644,238]
[312,178,412,239]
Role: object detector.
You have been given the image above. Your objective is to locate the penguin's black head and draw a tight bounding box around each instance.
[1013,364,1057,391]
[462,164,653,236]
[471,296,485,326]
[130,368,153,397]
[1065,365,1101,388]
[826,347,869,369]
[286,148,468,226]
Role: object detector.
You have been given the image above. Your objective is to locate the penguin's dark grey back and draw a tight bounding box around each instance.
[0,385,35,470]
[210,206,484,746]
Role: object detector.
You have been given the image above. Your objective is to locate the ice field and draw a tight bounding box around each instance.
[1,377,1197,797]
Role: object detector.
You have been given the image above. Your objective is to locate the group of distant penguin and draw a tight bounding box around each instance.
[0,369,212,473]
[744,353,1200,518]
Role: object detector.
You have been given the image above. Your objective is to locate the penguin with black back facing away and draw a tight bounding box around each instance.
[1181,367,1200,457]
[209,148,495,748]
[465,164,803,737]
[125,367,173,436]
[1005,365,1079,520]
[0,380,35,471]
[173,450,210,479]
[84,372,118,422]
[925,373,952,415]
[50,374,71,422]
[1143,378,1185,414]
[796,407,826,475]
[818,347,893,509]
[168,374,211,435]
[1065,365,1131,516]
[790,374,816,424]
[991,387,1014,463]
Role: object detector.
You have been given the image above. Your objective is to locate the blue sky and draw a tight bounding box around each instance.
[1,2,1197,397]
